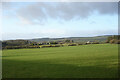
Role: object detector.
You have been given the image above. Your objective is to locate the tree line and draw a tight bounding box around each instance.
[106,35,120,44]
[2,35,120,49]
[2,39,75,49]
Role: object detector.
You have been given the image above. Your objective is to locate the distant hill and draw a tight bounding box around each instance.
[28,35,110,43]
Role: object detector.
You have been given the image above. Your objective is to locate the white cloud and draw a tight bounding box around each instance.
[3,2,118,25]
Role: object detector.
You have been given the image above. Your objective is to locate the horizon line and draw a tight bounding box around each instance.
[1,34,119,41]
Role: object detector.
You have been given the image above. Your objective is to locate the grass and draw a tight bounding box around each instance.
[2,44,118,78]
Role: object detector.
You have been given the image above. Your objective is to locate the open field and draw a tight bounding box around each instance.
[2,44,118,78]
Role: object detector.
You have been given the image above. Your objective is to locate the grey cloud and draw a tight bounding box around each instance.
[15,2,118,24]
[2,2,17,10]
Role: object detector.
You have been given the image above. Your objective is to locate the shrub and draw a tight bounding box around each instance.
[68,44,77,46]
[117,40,120,44]
[114,40,120,44]
[78,43,83,45]
[109,39,116,44]
[92,42,99,44]
[106,40,109,43]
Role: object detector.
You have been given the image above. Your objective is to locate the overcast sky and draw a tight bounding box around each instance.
[2,2,118,40]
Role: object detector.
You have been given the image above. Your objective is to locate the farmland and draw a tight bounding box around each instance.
[2,44,118,78]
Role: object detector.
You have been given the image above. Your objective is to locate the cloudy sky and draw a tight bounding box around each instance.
[2,2,118,40]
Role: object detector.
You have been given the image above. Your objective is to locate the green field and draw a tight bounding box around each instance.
[2,44,118,78]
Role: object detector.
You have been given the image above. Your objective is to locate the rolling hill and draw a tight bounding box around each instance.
[29,35,109,43]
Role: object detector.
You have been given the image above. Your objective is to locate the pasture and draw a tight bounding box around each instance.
[2,44,118,78]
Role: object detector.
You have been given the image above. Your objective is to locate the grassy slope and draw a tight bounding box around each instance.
[2,44,118,78]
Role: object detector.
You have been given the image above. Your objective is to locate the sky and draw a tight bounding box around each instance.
[2,2,118,40]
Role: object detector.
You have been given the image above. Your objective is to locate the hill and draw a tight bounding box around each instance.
[29,35,109,43]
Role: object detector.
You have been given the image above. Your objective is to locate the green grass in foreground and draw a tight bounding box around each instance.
[2,44,118,78]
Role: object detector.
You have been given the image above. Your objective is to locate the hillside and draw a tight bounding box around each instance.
[29,35,109,43]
